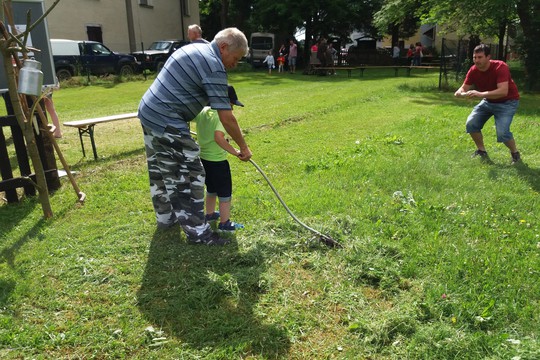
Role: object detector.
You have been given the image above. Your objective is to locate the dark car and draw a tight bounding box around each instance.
[51,39,138,81]
[131,40,190,72]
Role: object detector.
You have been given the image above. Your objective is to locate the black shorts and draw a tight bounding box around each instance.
[201,159,232,198]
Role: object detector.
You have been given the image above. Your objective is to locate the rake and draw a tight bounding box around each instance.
[249,159,342,248]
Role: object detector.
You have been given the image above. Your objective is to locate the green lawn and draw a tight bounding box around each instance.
[1,69,539,359]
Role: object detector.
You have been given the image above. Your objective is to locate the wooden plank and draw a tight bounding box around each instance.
[355,65,438,69]
[0,124,18,203]
[11,122,35,196]
[0,169,58,193]
[316,67,356,70]
[63,112,138,128]
[0,114,18,127]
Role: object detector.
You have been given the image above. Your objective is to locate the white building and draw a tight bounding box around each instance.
[44,0,200,53]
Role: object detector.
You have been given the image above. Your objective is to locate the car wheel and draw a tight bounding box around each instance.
[118,64,134,77]
[56,68,72,81]
[156,61,165,73]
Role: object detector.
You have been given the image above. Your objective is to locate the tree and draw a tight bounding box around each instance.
[515,0,540,90]
[373,0,423,47]
[200,0,384,63]
[375,0,540,90]
[422,0,516,60]
[199,0,258,40]
[250,0,383,65]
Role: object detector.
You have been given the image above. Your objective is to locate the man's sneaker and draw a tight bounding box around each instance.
[205,212,220,221]
[471,149,489,159]
[188,233,230,246]
[218,219,244,231]
[511,151,521,164]
[205,233,230,246]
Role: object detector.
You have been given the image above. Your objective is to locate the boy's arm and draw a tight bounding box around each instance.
[216,109,251,161]
[214,130,240,156]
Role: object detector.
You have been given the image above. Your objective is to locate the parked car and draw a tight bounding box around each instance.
[131,40,190,72]
[50,39,139,81]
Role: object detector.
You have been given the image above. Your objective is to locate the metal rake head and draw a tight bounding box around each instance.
[319,234,343,248]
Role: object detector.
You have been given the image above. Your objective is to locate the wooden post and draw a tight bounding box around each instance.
[0,22,52,217]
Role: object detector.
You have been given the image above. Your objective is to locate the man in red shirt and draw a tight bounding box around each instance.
[454,44,521,164]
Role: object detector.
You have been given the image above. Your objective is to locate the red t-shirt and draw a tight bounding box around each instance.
[464,60,519,103]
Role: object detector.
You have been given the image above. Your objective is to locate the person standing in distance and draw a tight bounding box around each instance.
[392,43,400,65]
[454,44,521,164]
[288,39,298,74]
[187,24,208,43]
[138,27,252,246]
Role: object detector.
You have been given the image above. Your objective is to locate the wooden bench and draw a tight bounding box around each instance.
[356,65,440,77]
[311,65,440,78]
[64,112,138,159]
[314,66,357,77]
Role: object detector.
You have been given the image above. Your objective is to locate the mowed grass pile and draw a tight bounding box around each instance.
[1,69,539,359]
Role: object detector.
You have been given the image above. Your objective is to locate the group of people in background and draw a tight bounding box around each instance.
[406,42,424,66]
[306,37,338,76]
[263,39,298,74]
[392,41,426,66]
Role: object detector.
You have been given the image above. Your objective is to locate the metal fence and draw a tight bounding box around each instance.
[440,38,503,82]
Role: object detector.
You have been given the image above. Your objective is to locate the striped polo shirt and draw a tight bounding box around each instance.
[138,41,232,135]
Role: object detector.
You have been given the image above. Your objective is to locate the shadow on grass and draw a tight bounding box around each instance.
[0,198,72,270]
[0,213,48,306]
[0,216,46,269]
[137,230,290,358]
[401,84,540,117]
[489,161,540,193]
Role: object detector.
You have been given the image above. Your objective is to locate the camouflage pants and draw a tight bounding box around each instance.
[142,125,212,241]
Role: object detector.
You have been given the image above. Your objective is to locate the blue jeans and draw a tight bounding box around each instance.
[465,99,519,143]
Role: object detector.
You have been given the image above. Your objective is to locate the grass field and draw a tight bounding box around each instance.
[1,68,539,359]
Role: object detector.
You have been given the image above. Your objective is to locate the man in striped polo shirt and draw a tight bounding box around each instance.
[138,27,252,246]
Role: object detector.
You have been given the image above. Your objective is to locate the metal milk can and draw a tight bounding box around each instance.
[18,59,43,96]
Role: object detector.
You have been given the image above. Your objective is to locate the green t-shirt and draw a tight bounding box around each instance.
[193,107,228,161]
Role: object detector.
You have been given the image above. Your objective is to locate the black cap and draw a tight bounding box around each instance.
[228,85,244,107]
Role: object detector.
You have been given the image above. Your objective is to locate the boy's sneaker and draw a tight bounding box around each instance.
[511,151,521,164]
[471,149,489,159]
[188,233,229,246]
[205,212,220,221]
[218,220,244,231]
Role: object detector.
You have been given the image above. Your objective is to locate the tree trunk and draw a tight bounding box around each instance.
[303,16,313,71]
[220,0,229,28]
[497,21,506,60]
[516,0,540,90]
[391,23,399,50]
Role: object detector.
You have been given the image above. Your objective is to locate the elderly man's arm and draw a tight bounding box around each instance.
[217,109,252,161]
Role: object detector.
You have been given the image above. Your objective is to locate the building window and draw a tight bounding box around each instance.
[86,25,103,43]
[181,0,190,16]
[139,0,153,8]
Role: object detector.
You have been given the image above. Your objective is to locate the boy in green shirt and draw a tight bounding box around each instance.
[193,86,245,231]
